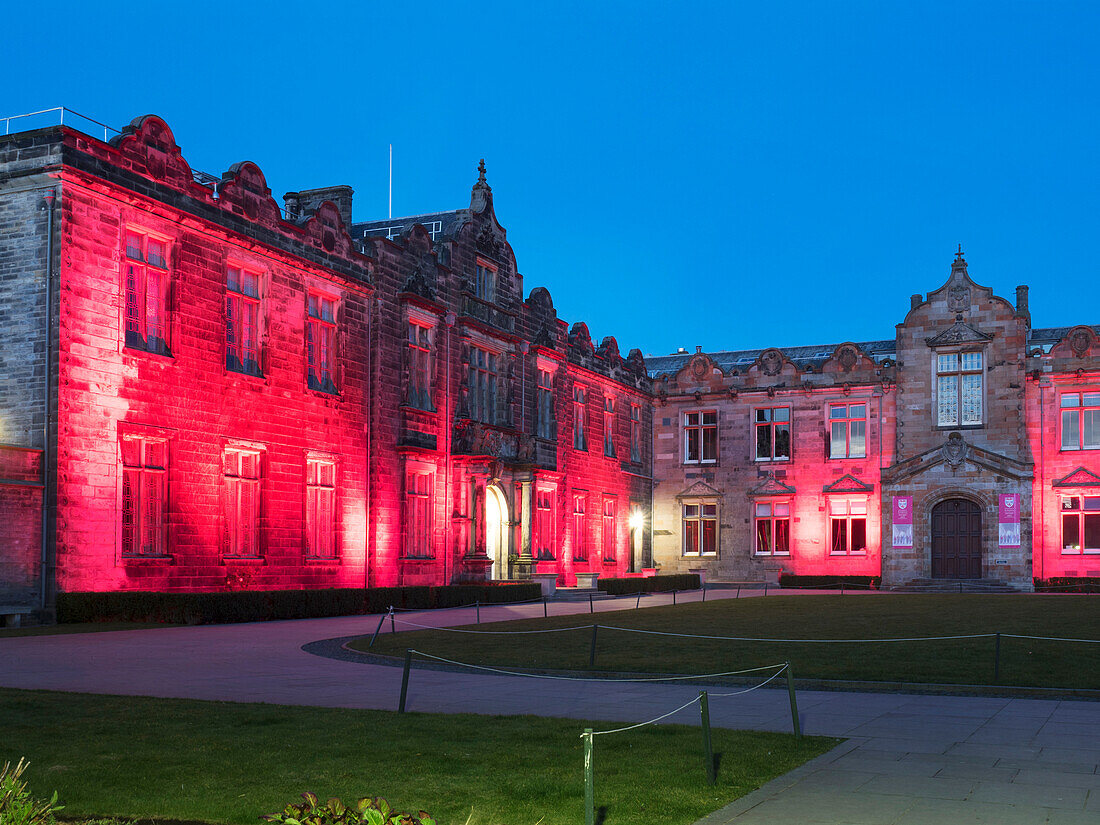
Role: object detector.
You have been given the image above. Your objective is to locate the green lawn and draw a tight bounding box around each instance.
[1,689,834,825]
[357,594,1100,689]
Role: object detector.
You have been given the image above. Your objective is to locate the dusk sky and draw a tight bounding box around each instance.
[8,1,1098,359]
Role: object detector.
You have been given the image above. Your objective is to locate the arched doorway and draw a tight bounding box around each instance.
[485,484,509,580]
[931,499,983,579]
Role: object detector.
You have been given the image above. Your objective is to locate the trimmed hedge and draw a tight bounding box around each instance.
[779,574,880,590]
[56,583,542,625]
[597,573,700,596]
[1034,577,1100,593]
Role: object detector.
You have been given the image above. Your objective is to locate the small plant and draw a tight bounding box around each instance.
[263,792,435,825]
[0,759,63,825]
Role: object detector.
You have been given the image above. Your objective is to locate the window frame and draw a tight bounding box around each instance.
[468,344,499,424]
[306,292,339,394]
[828,402,867,460]
[603,395,617,458]
[683,410,718,464]
[406,320,436,411]
[572,493,588,562]
[536,367,555,440]
[935,350,984,427]
[629,403,642,464]
[535,487,555,560]
[754,406,791,462]
[403,469,435,559]
[305,457,337,560]
[573,384,588,451]
[120,433,169,558]
[828,498,868,556]
[226,265,263,377]
[224,446,263,559]
[1060,494,1100,554]
[474,258,497,303]
[754,500,791,556]
[601,497,617,561]
[682,501,718,557]
[1060,391,1100,452]
[123,229,172,356]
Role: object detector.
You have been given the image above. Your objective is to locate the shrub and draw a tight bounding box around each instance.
[0,759,62,825]
[262,792,435,825]
[1034,577,1100,593]
[778,575,880,589]
[597,574,700,596]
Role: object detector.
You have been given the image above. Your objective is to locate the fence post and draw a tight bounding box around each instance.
[764,582,769,597]
[736,584,741,599]
[840,582,845,596]
[583,728,595,825]
[543,596,548,618]
[398,649,413,713]
[589,592,594,614]
[699,691,716,785]
[994,632,1002,682]
[369,611,388,648]
[589,624,599,667]
[702,583,707,603]
[785,661,801,737]
[673,589,677,605]
[389,606,396,635]
[476,600,481,624]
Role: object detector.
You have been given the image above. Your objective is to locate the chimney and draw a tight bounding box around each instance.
[1015,285,1030,316]
[282,191,301,222]
[293,185,354,229]
[910,294,923,311]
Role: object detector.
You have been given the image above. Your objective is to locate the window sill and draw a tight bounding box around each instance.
[121,555,173,564]
[601,558,618,565]
[227,367,266,382]
[934,423,984,431]
[754,458,790,464]
[305,556,341,565]
[830,552,868,556]
[754,553,790,558]
[223,555,265,564]
[400,555,436,562]
[683,460,718,466]
[573,557,589,564]
[305,386,342,401]
[1061,550,1100,555]
[123,345,174,363]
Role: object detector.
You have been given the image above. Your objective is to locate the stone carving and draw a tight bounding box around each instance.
[1071,329,1091,357]
[838,346,858,372]
[402,263,436,300]
[760,350,783,376]
[948,285,971,313]
[691,355,709,379]
[942,432,969,467]
[533,325,555,348]
[475,222,500,256]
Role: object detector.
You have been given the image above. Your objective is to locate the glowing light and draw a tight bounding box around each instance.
[629,509,645,532]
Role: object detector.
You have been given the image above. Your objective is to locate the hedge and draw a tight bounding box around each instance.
[597,573,700,596]
[56,583,542,625]
[1034,577,1100,593]
[778,574,880,590]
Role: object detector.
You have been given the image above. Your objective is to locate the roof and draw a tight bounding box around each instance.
[645,339,897,379]
[1029,324,1100,344]
[351,210,466,243]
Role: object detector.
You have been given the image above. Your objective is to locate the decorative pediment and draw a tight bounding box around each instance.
[748,474,796,497]
[823,343,875,374]
[882,436,1033,484]
[925,321,994,347]
[753,348,790,377]
[823,474,874,494]
[1053,467,1100,488]
[680,351,718,381]
[219,161,283,225]
[568,322,594,354]
[110,114,195,193]
[676,480,723,500]
[598,336,620,362]
[1050,326,1098,359]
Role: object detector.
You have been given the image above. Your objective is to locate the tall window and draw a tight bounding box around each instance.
[404,471,433,558]
[684,411,718,463]
[683,503,717,556]
[537,368,554,439]
[603,396,617,457]
[630,404,642,463]
[1061,495,1100,553]
[121,435,168,557]
[226,266,261,376]
[755,407,790,461]
[573,385,588,451]
[475,260,496,302]
[829,499,867,555]
[829,403,867,459]
[123,231,170,355]
[572,495,588,562]
[937,351,982,426]
[602,498,616,560]
[306,458,336,559]
[406,323,434,410]
[468,346,498,423]
[307,294,338,393]
[535,489,554,559]
[754,502,790,555]
[225,448,262,557]
[1061,392,1100,451]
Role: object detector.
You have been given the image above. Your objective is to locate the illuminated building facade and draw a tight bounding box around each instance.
[0,114,652,614]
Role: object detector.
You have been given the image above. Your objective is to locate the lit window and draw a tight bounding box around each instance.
[1060,496,1100,553]
[937,351,982,426]
[572,494,588,562]
[123,231,170,355]
[226,266,262,376]
[1061,392,1100,451]
[120,435,168,557]
[603,396,617,457]
[404,471,433,558]
[474,260,496,303]
[225,447,262,558]
[755,408,791,461]
[535,489,554,560]
[829,499,867,555]
[307,294,338,393]
[630,404,642,463]
[602,497,617,560]
[684,411,718,463]
[468,346,498,423]
[406,323,435,410]
[682,503,717,556]
[829,403,866,459]
[754,501,790,555]
[573,385,588,451]
[537,369,554,439]
[306,458,336,559]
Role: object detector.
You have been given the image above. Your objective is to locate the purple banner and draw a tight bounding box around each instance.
[892,496,913,548]
[999,493,1021,548]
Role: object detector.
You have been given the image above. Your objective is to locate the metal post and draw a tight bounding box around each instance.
[476,600,481,624]
[583,729,594,825]
[398,649,413,713]
[589,625,599,667]
[764,582,769,597]
[702,583,707,602]
[840,582,845,596]
[589,592,594,613]
[543,596,548,618]
[389,606,396,635]
[699,691,715,785]
[636,590,642,609]
[369,611,387,648]
[736,584,741,599]
[673,589,677,605]
[994,632,1002,682]
[785,662,801,737]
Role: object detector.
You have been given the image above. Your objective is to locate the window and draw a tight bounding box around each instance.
[755,408,791,461]
[684,411,718,463]
[754,502,790,555]
[1061,392,1100,451]
[406,323,434,410]
[829,499,867,555]
[603,396,617,457]
[306,294,338,393]
[404,471,433,558]
[630,404,642,463]
[474,260,496,302]
[226,266,262,376]
[535,489,554,560]
[829,403,867,459]
[937,351,982,426]
[572,495,588,562]
[121,435,168,557]
[468,346,498,423]
[1061,496,1100,553]
[537,369,554,439]
[573,385,588,451]
[306,458,336,559]
[224,448,262,557]
[123,231,170,355]
[683,503,717,556]
[602,498,617,560]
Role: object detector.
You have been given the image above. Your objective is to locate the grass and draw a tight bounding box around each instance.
[356,594,1100,689]
[0,689,835,825]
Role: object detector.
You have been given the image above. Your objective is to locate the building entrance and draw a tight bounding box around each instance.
[485,485,508,580]
[931,499,983,579]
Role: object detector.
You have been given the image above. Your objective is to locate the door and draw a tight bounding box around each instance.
[931,499,983,579]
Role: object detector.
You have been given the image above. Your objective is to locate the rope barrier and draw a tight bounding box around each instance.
[1000,633,1100,644]
[594,626,1000,643]
[707,665,789,697]
[393,616,585,635]
[588,696,701,736]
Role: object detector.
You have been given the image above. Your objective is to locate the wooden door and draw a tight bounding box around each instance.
[931,499,983,579]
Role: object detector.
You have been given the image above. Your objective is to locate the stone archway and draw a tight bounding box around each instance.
[485,484,509,580]
[931,498,983,579]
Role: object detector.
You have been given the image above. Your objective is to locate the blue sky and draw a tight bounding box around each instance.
[8,1,1098,357]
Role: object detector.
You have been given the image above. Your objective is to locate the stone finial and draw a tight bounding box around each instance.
[471,158,492,213]
[955,243,964,261]
[478,159,487,185]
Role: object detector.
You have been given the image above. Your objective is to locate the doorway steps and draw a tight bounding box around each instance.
[551,586,614,602]
[889,578,1022,593]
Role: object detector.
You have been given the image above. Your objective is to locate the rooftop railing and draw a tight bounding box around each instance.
[1,107,121,142]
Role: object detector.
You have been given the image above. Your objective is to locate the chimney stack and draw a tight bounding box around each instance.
[289,185,354,229]
[910,294,923,310]
[1016,285,1030,316]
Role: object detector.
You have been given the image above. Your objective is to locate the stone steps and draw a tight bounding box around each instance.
[889,578,1022,593]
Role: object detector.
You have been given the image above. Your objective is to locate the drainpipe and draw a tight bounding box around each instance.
[41,190,55,611]
[1038,381,1045,581]
[443,311,455,583]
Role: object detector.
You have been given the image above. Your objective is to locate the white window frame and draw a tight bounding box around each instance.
[828,498,868,555]
[754,407,791,462]
[754,500,791,556]
[1060,391,1100,451]
[935,350,984,427]
[1060,494,1100,554]
[828,402,867,459]
[682,501,718,556]
[683,410,718,464]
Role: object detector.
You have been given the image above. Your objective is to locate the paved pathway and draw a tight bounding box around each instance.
[2,592,1098,824]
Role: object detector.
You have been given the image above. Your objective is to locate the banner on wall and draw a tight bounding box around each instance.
[999,493,1021,547]
[892,496,913,548]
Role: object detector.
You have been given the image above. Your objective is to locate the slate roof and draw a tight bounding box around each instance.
[1028,325,1100,345]
[645,339,897,379]
[351,209,467,243]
